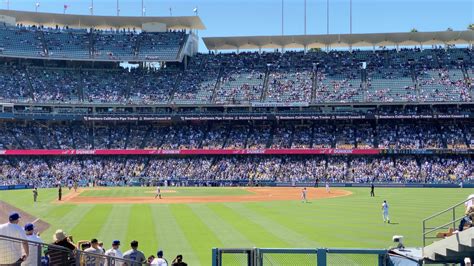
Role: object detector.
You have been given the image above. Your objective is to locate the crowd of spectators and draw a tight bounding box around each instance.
[0,156,472,187]
[0,46,471,105]
[0,121,472,150]
[0,25,187,61]
[0,212,188,265]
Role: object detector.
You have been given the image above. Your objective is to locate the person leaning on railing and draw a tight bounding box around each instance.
[21,223,42,266]
[0,212,29,265]
[458,213,474,232]
[47,229,76,265]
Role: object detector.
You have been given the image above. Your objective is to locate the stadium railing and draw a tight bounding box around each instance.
[0,234,150,265]
[422,197,472,246]
[211,247,389,266]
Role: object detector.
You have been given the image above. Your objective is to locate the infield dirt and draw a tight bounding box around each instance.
[57,187,352,204]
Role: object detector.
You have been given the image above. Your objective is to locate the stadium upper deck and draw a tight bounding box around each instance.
[0,9,202,62]
[0,10,472,111]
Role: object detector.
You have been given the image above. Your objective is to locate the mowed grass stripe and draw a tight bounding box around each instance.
[170,204,223,266]
[248,201,387,246]
[244,202,330,247]
[226,203,318,247]
[189,204,255,248]
[150,205,199,264]
[97,205,131,246]
[41,204,95,243]
[69,205,113,240]
[204,204,288,248]
[125,205,158,257]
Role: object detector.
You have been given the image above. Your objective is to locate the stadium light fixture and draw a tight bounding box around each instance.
[326,0,329,35]
[304,0,307,35]
[281,0,284,36]
[350,0,352,34]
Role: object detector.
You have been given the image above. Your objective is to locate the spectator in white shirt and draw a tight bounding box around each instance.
[105,240,123,258]
[151,250,168,266]
[21,223,42,266]
[0,212,29,264]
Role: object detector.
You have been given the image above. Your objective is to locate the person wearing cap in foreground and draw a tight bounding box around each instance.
[151,249,168,265]
[21,223,42,266]
[105,240,123,258]
[0,212,29,265]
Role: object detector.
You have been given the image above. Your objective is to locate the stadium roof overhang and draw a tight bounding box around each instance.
[203,31,473,51]
[0,9,206,30]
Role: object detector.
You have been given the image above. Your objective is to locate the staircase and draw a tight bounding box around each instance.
[422,198,474,264]
[423,228,474,263]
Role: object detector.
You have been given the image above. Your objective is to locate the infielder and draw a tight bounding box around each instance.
[155,186,162,199]
[301,188,307,203]
[382,200,390,223]
[325,182,330,193]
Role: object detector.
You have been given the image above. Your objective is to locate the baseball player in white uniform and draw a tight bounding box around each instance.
[21,223,42,266]
[301,188,307,203]
[325,182,330,193]
[155,186,162,199]
[382,200,390,223]
[0,212,29,264]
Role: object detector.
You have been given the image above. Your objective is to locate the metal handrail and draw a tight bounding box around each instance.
[422,199,470,222]
[422,197,472,246]
[0,234,150,265]
[423,216,465,236]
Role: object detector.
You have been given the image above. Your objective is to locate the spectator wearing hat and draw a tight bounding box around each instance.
[0,212,29,265]
[123,240,146,263]
[48,229,76,265]
[151,250,168,265]
[105,240,123,258]
[171,254,187,266]
[21,223,42,266]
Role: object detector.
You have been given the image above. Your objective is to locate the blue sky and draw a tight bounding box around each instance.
[4,0,473,50]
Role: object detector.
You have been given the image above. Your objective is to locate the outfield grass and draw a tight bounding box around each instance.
[0,187,469,265]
